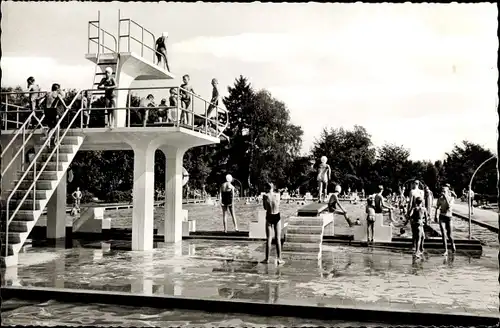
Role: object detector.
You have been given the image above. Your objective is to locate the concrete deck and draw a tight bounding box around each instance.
[452,203,499,233]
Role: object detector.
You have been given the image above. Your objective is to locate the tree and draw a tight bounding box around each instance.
[442,141,497,195]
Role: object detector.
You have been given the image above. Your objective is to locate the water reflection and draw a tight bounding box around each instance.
[1,239,497,316]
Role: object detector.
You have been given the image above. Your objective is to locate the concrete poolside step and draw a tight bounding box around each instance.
[34,144,78,154]
[0,210,39,221]
[282,242,321,253]
[287,217,324,226]
[0,232,22,245]
[10,199,45,211]
[9,190,51,200]
[39,153,72,162]
[282,251,321,260]
[0,220,30,233]
[286,233,322,243]
[18,179,58,190]
[39,135,84,146]
[0,245,15,257]
[18,170,60,181]
[286,225,323,234]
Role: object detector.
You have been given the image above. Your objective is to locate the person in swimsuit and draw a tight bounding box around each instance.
[374,185,395,224]
[261,182,285,265]
[365,195,376,243]
[424,186,434,221]
[435,185,456,256]
[407,180,425,216]
[328,185,353,227]
[155,32,170,71]
[139,94,156,127]
[220,174,239,233]
[168,88,179,123]
[317,156,331,203]
[206,78,220,118]
[27,76,43,128]
[180,75,196,125]
[44,83,68,147]
[97,67,117,128]
[81,91,91,128]
[404,196,428,258]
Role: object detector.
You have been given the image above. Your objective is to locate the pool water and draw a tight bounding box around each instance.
[1,299,402,327]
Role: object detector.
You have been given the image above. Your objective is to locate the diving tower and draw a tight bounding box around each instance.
[1,11,228,267]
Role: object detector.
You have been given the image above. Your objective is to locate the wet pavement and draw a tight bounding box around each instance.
[1,239,498,317]
[1,298,402,327]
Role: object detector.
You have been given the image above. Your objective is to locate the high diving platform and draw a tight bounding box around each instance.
[0,11,228,267]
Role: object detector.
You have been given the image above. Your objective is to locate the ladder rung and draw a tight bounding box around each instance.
[97,62,118,65]
[89,20,99,23]
[89,37,99,40]
[95,72,115,75]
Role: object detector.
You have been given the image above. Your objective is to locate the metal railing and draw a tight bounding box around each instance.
[88,18,117,55]
[118,16,166,69]
[77,86,229,139]
[4,89,83,257]
[1,91,47,131]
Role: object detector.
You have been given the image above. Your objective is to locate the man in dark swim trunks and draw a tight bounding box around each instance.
[220,174,239,233]
[97,67,117,128]
[155,32,170,71]
[261,182,285,265]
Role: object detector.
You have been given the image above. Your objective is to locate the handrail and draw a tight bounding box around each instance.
[88,21,117,54]
[5,89,83,257]
[119,17,165,67]
[1,111,45,177]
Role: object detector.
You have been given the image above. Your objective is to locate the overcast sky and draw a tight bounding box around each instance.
[2,1,498,161]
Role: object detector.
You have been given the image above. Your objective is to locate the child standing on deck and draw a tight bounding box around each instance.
[405,196,428,258]
[365,195,376,243]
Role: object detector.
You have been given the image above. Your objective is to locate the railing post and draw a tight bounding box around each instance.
[141,27,144,57]
[128,21,131,53]
[22,125,26,171]
[204,102,208,135]
[176,88,180,127]
[127,92,131,127]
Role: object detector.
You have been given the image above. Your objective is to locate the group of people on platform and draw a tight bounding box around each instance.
[20,70,221,132]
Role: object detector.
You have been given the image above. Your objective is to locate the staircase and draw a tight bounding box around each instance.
[282,216,325,260]
[1,130,85,267]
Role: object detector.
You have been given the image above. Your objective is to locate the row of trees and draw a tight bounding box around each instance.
[2,78,497,201]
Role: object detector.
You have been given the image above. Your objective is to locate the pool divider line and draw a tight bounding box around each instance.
[1,286,497,326]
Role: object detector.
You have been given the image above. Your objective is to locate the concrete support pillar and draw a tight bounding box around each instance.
[158,146,186,242]
[115,68,134,128]
[47,172,67,239]
[131,144,156,251]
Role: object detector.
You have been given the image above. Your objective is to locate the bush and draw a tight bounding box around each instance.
[105,190,132,203]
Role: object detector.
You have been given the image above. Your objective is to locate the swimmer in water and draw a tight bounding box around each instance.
[317,156,331,203]
[220,174,239,233]
[261,182,285,265]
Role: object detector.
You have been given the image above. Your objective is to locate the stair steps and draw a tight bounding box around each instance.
[1,132,85,267]
[282,216,325,260]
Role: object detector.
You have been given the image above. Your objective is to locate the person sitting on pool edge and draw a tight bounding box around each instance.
[261,182,285,265]
[328,185,353,227]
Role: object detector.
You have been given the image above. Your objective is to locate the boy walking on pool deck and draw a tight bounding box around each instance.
[261,182,285,265]
[435,185,457,256]
[404,196,428,258]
